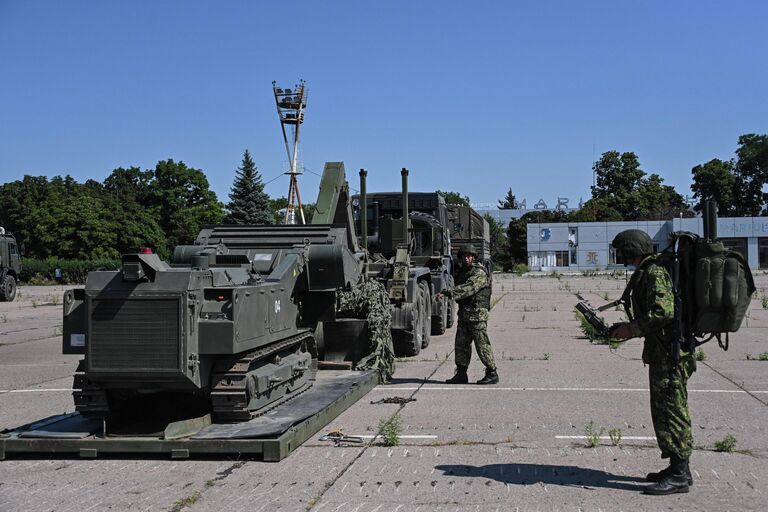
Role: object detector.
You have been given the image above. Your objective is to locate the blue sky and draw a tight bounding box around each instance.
[1,1,765,209]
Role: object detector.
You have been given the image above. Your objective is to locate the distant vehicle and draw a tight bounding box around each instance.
[0,227,21,302]
[446,204,492,275]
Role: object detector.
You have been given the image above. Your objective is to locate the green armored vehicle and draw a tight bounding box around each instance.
[355,170,458,356]
[62,162,384,423]
[0,227,21,302]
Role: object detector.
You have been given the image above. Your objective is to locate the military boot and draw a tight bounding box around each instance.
[446,366,468,384]
[646,462,693,486]
[643,457,691,495]
[476,368,499,385]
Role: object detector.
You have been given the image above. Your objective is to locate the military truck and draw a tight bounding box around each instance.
[355,170,458,357]
[0,227,21,302]
[446,204,492,275]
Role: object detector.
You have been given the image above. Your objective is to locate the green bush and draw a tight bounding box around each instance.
[512,263,529,274]
[714,434,737,452]
[378,413,403,447]
[20,258,121,285]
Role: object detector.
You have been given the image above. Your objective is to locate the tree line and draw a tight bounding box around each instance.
[1,134,765,268]
[0,150,291,260]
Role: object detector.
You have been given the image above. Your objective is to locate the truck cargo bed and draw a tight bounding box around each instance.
[0,370,377,462]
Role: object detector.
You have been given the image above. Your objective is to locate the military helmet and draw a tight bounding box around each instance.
[611,229,653,260]
[457,243,478,257]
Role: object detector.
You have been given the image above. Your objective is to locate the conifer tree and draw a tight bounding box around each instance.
[225,149,273,225]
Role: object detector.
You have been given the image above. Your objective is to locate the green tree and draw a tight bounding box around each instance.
[103,166,154,205]
[225,149,273,225]
[691,159,737,215]
[589,150,685,220]
[498,188,518,209]
[436,190,470,206]
[0,176,50,257]
[151,159,225,252]
[733,134,768,216]
[484,213,510,270]
[103,166,169,256]
[636,174,688,220]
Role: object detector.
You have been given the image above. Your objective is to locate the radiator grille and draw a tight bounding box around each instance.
[90,298,181,371]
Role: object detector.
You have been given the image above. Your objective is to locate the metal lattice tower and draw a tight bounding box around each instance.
[272,80,308,224]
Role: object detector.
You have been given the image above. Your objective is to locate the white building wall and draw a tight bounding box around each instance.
[527,217,768,271]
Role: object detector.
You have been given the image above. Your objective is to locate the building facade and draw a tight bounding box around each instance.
[527,217,768,271]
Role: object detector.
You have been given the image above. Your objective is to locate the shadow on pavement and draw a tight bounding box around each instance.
[435,463,647,492]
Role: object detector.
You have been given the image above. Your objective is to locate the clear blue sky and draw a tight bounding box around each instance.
[1,1,766,209]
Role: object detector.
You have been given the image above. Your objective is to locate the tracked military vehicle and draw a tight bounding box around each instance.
[0,227,21,302]
[61,162,380,425]
[355,170,459,357]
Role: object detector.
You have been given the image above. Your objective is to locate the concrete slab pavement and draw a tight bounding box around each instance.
[1,276,767,511]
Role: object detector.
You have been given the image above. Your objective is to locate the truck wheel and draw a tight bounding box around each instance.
[0,274,16,302]
[431,287,447,336]
[392,303,420,357]
[419,282,432,348]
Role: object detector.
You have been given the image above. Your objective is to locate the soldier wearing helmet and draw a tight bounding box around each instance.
[610,229,695,495]
[435,243,498,385]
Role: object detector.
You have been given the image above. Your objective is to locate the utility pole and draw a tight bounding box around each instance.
[272,80,308,224]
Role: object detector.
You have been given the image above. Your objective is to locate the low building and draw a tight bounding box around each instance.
[527,217,768,271]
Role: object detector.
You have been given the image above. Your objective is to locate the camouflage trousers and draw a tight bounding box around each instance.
[649,357,695,459]
[454,319,496,370]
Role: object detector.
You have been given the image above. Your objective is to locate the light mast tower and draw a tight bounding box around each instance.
[272,80,308,224]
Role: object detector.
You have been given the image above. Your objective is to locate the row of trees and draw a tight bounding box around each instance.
[2,134,764,267]
[0,150,285,260]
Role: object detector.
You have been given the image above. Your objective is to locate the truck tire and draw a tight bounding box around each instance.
[432,297,448,336]
[392,303,420,357]
[0,274,16,302]
[419,281,432,348]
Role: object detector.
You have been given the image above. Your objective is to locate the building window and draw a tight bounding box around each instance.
[721,238,748,262]
[555,250,569,267]
[759,239,768,269]
[609,246,625,265]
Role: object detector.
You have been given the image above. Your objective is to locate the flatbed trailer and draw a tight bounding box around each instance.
[0,370,376,462]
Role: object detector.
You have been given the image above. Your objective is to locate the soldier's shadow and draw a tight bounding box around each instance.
[435,463,646,492]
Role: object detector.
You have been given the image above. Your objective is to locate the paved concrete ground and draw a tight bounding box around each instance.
[1,276,767,511]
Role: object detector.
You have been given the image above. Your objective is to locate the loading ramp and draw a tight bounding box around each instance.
[0,370,377,462]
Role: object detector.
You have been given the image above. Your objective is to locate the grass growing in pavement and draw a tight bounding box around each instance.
[584,421,604,448]
[608,428,622,446]
[695,350,707,362]
[714,434,737,453]
[378,413,403,447]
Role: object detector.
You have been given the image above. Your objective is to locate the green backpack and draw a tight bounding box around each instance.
[639,232,756,350]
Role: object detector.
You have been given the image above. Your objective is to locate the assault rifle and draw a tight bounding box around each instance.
[574,300,613,338]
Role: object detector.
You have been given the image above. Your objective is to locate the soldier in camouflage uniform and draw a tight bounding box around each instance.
[610,230,695,495]
[436,244,498,385]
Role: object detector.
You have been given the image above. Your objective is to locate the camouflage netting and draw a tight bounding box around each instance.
[337,279,396,382]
